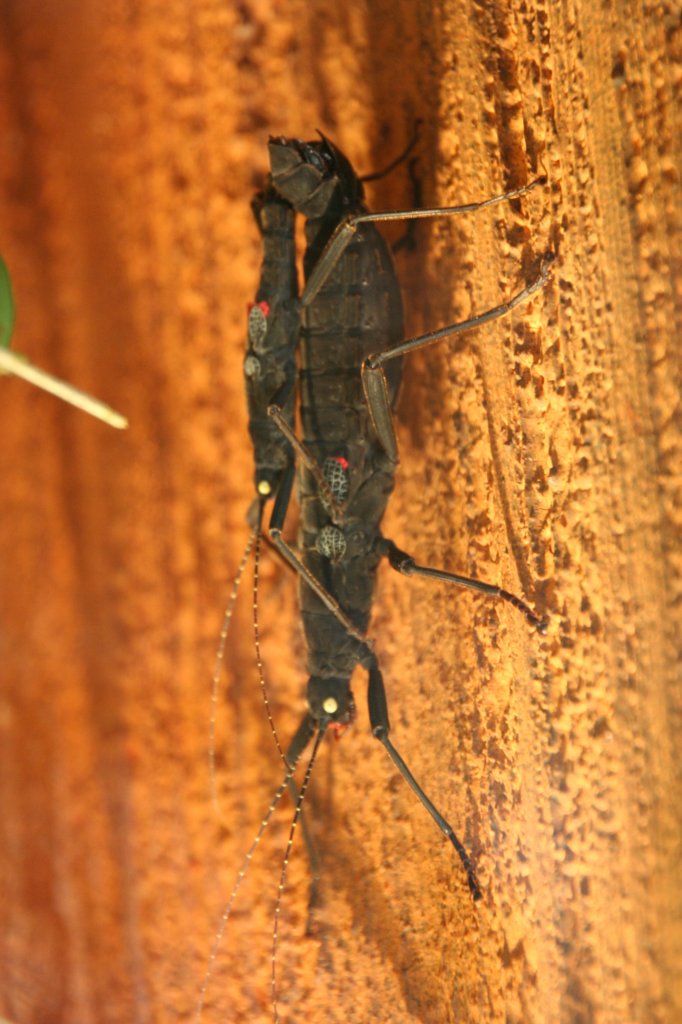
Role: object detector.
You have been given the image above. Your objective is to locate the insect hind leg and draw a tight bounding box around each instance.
[381,538,547,633]
[361,254,554,462]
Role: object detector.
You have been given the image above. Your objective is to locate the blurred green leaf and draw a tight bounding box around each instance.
[0,254,16,348]
[0,254,127,427]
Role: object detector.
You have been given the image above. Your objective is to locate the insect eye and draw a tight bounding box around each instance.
[307,150,325,171]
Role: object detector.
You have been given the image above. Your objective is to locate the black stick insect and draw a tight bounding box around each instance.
[199,133,551,1022]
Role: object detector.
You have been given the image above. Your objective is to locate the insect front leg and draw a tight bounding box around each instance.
[295,176,551,463]
[366,654,482,901]
[299,176,547,308]
[282,713,322,925]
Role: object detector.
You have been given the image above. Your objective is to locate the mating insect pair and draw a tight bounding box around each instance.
[199,132,551,1021]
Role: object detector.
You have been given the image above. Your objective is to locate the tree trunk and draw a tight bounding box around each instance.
[1,1,680,1022]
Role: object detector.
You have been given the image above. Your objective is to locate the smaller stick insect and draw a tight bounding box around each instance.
[200,132,552,1022]
[210,185,302,784]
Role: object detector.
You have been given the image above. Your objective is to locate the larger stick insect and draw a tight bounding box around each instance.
[200,133,551,1021]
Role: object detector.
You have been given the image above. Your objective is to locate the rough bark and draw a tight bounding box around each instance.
[1,2,680,1023]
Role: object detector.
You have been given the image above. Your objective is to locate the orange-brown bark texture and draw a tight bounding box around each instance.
[1,1,681,1022]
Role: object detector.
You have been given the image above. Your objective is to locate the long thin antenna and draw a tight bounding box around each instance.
[272,727,326,1023]
[359,119,421,183]
[209,527,257,817]
[194,757,300,1024]
[253,504,287,762]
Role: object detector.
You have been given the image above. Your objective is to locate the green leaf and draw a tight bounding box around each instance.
[0,255,16,348]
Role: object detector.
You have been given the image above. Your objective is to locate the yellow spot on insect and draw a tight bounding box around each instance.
[322,697,338,715]
[258,479,271,496]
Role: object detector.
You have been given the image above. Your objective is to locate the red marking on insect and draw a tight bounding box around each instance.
[332,455,349,470]
[329,722,350,739]
[247,299,270,317]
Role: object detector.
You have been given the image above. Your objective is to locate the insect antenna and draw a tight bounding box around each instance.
[210,499,290,817]
[209,524,257,816]
[271,726,326,1024]
[194,750,303,1024]
[359,119,422,183]
[253,498,287,763]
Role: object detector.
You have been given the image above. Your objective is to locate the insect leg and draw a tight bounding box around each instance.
[272,726,326,1023]
[268,404,346,523]
[284,719,322,930]
[381,538,546,632]
[362,254,554,461]
[300,177,547,308]
[285,711,317,766]
[252,507,290,764]
[366,656,482,901]
[267,460,371,645]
